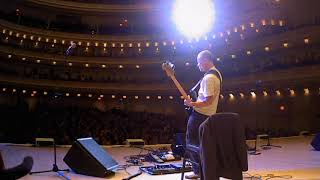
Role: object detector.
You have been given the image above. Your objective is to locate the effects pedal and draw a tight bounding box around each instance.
[149,153,164,163]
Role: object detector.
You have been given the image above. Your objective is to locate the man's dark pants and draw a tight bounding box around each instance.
[186,110,209,174]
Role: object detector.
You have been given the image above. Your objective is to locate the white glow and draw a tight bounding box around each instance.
[172,0,215,38]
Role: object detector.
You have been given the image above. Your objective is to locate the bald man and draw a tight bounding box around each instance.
[184,50,222,179]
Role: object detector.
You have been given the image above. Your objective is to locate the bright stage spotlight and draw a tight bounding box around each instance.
[172,0,215,39]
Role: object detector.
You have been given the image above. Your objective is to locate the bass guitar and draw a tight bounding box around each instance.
[162,61,194,115]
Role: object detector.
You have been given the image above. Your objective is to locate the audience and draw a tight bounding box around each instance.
[0,103,178,145]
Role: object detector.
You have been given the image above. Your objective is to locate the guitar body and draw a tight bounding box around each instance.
[185,89,197,115]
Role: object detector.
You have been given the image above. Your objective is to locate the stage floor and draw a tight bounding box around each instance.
[1,135,320,180]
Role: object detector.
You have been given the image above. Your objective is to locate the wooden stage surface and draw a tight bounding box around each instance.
[1,136,320,180]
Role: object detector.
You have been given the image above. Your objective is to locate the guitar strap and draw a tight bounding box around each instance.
[189,68,222,100]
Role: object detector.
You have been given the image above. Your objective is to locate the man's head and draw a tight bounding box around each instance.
[197,50,215,72]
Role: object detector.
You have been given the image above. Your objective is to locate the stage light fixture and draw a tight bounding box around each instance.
[172,0,215,38]
[304,88,310,95]
[233,28,238,33]
[229,94,234,100]
[280,105,285,111]
[279,20,284,26]
[263,91,268,96]
[290,89,295,96]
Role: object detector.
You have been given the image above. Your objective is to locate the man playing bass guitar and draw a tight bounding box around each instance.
[184,50,222,179]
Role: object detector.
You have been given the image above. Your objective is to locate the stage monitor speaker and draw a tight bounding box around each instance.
[63,137,118,177]
[311,133,320,151]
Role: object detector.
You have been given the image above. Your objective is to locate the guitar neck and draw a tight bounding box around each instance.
[170,75,190,100]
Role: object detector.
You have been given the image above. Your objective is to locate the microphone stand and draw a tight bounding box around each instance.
[29,139,70,179]
[248,138,261,155]
[30,44,76,179]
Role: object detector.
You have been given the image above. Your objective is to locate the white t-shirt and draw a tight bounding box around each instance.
[194,67,222,116]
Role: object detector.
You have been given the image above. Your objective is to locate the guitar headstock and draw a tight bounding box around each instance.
[162,61,175,78]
